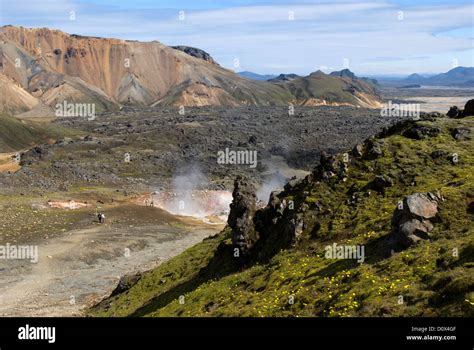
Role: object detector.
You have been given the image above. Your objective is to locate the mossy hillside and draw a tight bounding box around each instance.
[0,114,74,152]
[90,116,474,317]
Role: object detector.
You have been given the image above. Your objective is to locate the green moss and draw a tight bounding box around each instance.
[89,117,474,317]
[0,114,74,152]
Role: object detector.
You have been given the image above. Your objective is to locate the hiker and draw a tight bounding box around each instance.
[98,212,105,224]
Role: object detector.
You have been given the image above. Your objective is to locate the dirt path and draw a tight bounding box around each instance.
[0,219,223,316]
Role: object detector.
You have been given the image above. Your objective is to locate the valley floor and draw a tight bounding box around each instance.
[0,106,472,317]
[0,200,222,316]
[90,115,474,317]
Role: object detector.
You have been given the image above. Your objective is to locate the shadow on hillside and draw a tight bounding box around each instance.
[130,233,393,316]
[130,243,241,316]
[307,235,390,279]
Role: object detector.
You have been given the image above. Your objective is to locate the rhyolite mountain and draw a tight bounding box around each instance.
[0,26,382,114]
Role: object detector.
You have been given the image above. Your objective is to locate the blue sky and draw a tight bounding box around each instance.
[1,0,473,75]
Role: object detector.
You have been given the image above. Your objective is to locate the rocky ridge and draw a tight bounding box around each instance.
[90,101,474,317]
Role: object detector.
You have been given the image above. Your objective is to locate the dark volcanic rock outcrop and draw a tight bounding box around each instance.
[447,99,474,118]
[369,175,393,194]
[463,99,474,117]
[110,272,142,297]
[403,125,441,139]
[171,45,219,66]
[228,175,305,262]
[228,176,258,255]
[365,139,384,160]
[252,191,304,260]
[313,151,349,182]
[451,126,472,140]
[447,106,461,118]
[19,145,49,166]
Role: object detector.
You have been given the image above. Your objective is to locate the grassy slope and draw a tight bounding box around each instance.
[280,74,373,105]
[0,114,73,152]
[90,116,474,317]
[159,74,378,107]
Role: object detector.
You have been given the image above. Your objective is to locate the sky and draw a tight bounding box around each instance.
[0,0,473,75]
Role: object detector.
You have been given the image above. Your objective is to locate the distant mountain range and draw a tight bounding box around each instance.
[0,26,383,115]
[242,66,474,89]
[402,67,474,87]
[240,68,378,85]
[238,72,302,82]
[268,73,300,82]
[377,67,474,87]
[237,71,277,81]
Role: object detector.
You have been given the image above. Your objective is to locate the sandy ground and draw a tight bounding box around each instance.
[0,218,223,316]
[0,152,21,173]
[404,96,473,113]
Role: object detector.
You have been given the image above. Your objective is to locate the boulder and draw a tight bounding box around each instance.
[369,175,393,193]
[446,100,474,118]
[19,145,49,166]
[424,111,442,119]
[390,192,441,249]
[405,192,439,218]
[365,139,384,160]
[462,99,474,117]
[397,218,433,242]
[451,127,471,141]
[314,151,349,181]
[403,125,441,140]
[268,191,287,217]
[352,143,364,158]
[447,106,461,118]
[268,191,281,210]
[110,272,141,297]
[289,215,305,240]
